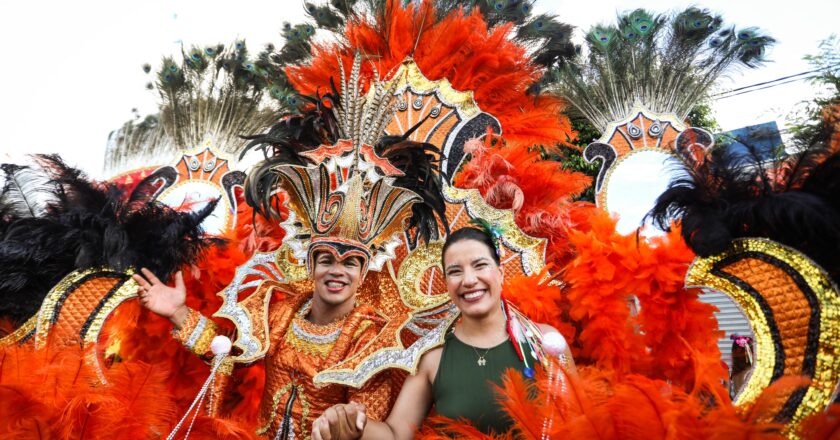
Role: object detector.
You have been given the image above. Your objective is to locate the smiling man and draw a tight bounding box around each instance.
[133,243,397,440]
[130,72,446,436]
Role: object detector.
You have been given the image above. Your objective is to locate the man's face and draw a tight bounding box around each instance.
[311,252,363,308]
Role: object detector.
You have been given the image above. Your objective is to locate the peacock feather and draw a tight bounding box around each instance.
[106,0,577,175]
[104,39,302,175]
[548,7,775,132]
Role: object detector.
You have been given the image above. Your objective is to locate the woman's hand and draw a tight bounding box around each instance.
[132,268,189,328]
[312,401,367,440]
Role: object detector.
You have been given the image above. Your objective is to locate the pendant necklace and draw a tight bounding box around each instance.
[472,345,492,366]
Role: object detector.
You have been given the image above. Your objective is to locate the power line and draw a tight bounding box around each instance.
[712,62,840,98]
[714,74,821,100]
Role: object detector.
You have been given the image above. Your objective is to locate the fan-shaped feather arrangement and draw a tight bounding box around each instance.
[104,40,305,175]
[549,7,775,131]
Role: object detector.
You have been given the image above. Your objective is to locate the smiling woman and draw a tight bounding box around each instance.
[313,226,577,439]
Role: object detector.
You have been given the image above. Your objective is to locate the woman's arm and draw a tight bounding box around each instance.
[313,348,441,440]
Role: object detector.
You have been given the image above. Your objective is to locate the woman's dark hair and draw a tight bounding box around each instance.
[441,227,500,268]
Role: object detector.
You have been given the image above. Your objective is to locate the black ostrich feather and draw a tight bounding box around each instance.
[0,155,217,326]
[375,135,449,246]
[241,94,341,221]
[647,126,840,279]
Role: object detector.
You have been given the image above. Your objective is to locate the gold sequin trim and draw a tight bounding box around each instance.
[386,58,480,118]
[256,383,310,438]
[275,244,308,283]
[396,240,450,310]
[687,238,840,438]
[0,315,37,346]
[285,324,337,358]
[82,275,138,345]
[172,308,202,344]
[217,357,235,375]
[352,320,373,340]
[192,322,217,355]
[35,267,107,348]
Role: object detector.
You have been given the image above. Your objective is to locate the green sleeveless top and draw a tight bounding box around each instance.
[432,331,523,434]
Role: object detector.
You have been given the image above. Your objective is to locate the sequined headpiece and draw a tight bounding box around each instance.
[276,145,420,276]
[246,54,445,277]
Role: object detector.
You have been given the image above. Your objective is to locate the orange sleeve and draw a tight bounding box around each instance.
[347,369,406,421]
[171,307,220,358]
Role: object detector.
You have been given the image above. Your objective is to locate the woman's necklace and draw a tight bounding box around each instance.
[472,345,491,367]
[455,326,507,367]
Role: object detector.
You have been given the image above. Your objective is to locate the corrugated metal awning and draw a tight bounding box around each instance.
[699,288,753,369]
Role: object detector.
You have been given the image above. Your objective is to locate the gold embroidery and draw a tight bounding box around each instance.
[172,308,202,342]
[192,324,217,355]
[0,314,37,346]
[285,317,341,358]
[256,383,311,438]
[352,320,373,340]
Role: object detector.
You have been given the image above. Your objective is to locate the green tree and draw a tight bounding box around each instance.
[548,114,601,203]
[788,35,840,145]
[686,102,721,133]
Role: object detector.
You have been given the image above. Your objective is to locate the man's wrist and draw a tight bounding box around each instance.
[170,305,190,329]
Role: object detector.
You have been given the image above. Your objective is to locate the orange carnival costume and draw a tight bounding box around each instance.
[169,54,454,438]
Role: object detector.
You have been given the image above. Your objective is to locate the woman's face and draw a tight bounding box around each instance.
[442,239,503,319]
[311,252,363,308]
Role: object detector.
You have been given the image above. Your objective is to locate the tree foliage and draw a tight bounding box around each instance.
[788,35,840,146]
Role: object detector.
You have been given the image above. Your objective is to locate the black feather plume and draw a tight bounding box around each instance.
[0,155,217,326]
[375,137,449,246]
[647,125,840,280]
[241,93,341,220]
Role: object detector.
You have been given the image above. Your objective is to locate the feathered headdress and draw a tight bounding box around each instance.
[104,40,304,176]
[243,53,447,276]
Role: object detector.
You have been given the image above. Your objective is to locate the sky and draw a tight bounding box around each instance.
[0,0,838,179]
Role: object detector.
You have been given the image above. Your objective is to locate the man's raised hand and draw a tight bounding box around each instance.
[132,268,189,328]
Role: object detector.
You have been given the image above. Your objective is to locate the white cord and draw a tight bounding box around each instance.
[167,334,232,440]
[166,353,226,440]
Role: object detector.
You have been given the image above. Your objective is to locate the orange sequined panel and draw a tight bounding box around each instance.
[716,255,816,421]
[174,147,232,186]
[257,295,400,439]
[722,259,810,377]
[688,238,840,438]
[602,112,681,157]
[386,93,460,149]
[37,272,128,348]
